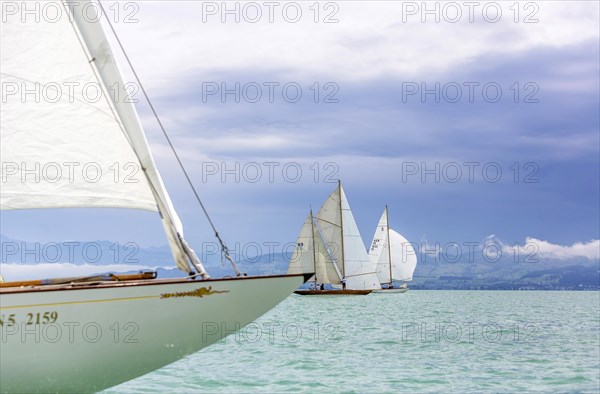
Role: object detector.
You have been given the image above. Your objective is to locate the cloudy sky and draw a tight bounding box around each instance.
[1,1,598,269]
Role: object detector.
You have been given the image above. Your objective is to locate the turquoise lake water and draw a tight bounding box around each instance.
[104,291,600,393]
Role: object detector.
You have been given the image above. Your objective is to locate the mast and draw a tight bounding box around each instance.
[386,205,393,287]
[310,209,318,287]
[338,180,346,288]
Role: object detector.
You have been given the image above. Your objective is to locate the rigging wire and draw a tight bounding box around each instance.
[97,1,244,276]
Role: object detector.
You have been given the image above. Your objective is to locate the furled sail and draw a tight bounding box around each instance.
[0,1,202,274]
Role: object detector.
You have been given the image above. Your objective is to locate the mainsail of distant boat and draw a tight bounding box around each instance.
[0,1,309,392]
[288,181,381,294]
[369,206,417,293]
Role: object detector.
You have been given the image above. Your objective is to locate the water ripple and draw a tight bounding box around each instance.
[104,291,600,393]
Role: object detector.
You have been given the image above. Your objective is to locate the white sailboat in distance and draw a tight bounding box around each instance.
[369,206,418,293]
[288,181,381,295]
[0,1,310,392]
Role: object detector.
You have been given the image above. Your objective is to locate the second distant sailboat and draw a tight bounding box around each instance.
[288,181,381,295]
[369,206,418,293]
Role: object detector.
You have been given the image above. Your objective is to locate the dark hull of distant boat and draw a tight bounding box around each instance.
[294,289,372,295]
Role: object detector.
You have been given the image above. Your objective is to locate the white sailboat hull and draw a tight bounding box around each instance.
[0,274,308,393]
[371,287,408,294]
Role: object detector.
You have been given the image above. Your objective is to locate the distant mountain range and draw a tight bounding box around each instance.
[1,234,598,289]
[409,245,599,290]
[0,234,283,279]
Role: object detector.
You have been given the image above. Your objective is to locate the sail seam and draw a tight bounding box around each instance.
[315,218,341,228]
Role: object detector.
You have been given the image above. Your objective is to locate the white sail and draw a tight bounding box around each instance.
[313,218,343,285]
[339,186,381,290]
[288,212,341,284]
[288,214,315,276]
[314,185,344,277]
[369,209,392,284]
[389,229,417,281]
[289,183,379,289]
[369,208,418,283]
[0,1,199,274]
[0,3,311,392]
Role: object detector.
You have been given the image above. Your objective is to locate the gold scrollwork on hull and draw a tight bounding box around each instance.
[160,286,229,299]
